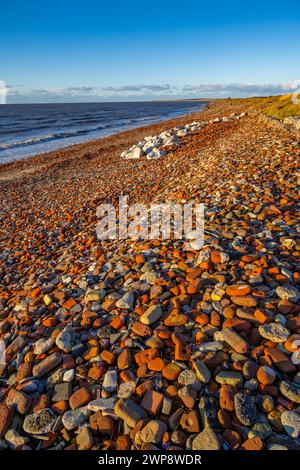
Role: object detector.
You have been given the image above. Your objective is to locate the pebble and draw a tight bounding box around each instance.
[116,291,135,309]
[276,285,300,303]
[0,101,299,450]
[231,295,257,307]
[5,429,29,448]
[215,371,243,387]
[193,360,211,383]
[0,404,14,438]
[141,390,164,415]
[34,337,55,355]
[220,385,235,411]
[77,425,94,450]
[115,399,146,427]
[249,417,272,440]
[140,420,167,444]
[178,370,201,390]
[87,397,118,412]
[62,407,91,430]
[53,382,72,401]
[281,411,300,438]
[258,323,290,343]
[192,426,220,450]
[63,369,75,382]
[257,366,276,385]
[118,381,136,398]
[140,305,163,325]
[69,387,92,409]
[55,325,76,352]
[90,412,114,435]
[32,352,62,378]
[279,380,300,403]
[234,393,257,426]
[158,398,170,417]
[220,328,249,353]
[102,370,118,393]
[23,408,56,434]
[241,437,264,450]
[178,385,197,408]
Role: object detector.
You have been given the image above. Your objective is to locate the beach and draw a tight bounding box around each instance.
[0,98,299,450]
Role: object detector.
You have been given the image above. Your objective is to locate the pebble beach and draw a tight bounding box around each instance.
[0,98,299,451]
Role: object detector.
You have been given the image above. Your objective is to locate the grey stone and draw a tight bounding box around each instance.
[140,271,159,285]
[194,360,211,383]
[62,407,91,431]
[77,425,94,450]
[115,398,146,428]
[281,410,300,438]
[55,325,76,352]
[248,414,272,439]
[162,397,172,415]
[140,305,163,325]
[280,380,300,404]
[118,381,136,398]
[234,393,257,426]
[258,323,290,343]
[178,370,202,391]
[116,291,135,309]
[23,408,56,434]
[276,285,300,303]
[52,382,72,401]
[140,420,167,444]
[87,397,118,412]
[192,426,220,450]
[63,369,75,382]
[198,397,220,430]
[34,337,55,355]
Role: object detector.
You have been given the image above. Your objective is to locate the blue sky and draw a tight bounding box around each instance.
[1,0,300,103]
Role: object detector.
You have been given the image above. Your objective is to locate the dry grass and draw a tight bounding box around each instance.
[262,94,300,120]
[214,94,300,121]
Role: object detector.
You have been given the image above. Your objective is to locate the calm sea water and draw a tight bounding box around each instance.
[0,101,207,163]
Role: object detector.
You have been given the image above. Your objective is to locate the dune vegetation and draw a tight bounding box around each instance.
[262,93,300,120]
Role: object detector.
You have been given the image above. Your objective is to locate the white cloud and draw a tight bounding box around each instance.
[5,81,300,103]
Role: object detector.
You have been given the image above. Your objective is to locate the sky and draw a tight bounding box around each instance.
[1,0,300,103]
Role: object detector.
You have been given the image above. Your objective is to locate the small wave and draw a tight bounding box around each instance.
[0,122,124,151]
[0,128,92,151]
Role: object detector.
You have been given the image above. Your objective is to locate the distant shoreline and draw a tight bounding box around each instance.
[3,98,211,106]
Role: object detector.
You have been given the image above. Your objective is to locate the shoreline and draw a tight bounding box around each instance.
[0,102,214,179]
[0,98,299,451]
[0,100,209,167]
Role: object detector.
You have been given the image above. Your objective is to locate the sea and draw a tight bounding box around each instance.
[0,100,207,163]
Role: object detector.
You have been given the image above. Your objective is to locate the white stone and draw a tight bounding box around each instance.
[62,407,91,431]
[103,370,118,393]
[56,325,76,352]
[125,146,143,159]
[116,290,135,309]
[34,337,55,355]
[63,369,75,382]
[146,148,166,160]
[87,397,118,412]
[118,381,136,398]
